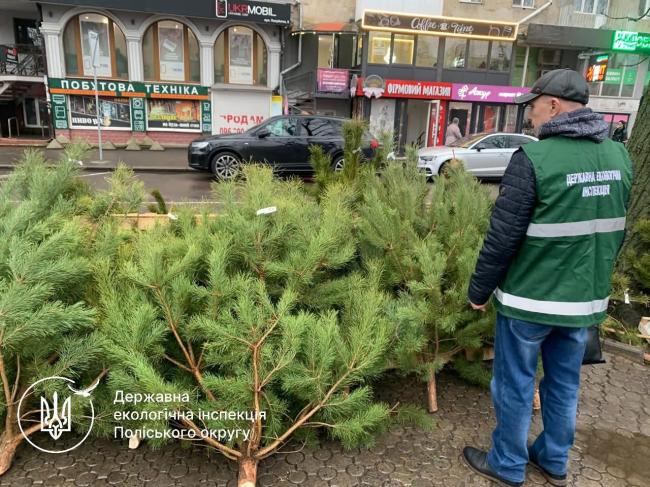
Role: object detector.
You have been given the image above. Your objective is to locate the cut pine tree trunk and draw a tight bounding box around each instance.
[0,430,22,477]
[237,457,258,487]
[427,372,438,413]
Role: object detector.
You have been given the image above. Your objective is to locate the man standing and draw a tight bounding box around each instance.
[445,117,463,145]
[462,69,633,486]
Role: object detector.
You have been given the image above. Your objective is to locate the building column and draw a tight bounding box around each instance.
[126,35,143,82]
[200,41,214,87]
[39,23,63,79]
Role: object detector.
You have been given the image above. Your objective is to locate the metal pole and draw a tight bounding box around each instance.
[91,32,103,161]
[521,46,530,87]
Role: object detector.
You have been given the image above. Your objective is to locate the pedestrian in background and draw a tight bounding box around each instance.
[612,120,627,144]
[445,117,463,145]
[462,69,633,487]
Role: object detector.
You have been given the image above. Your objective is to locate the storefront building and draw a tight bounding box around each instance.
[355,8,530,151]
[37,0,290,145]
[515,23,650,135]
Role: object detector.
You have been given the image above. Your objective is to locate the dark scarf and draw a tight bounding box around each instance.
[537,107,609,143]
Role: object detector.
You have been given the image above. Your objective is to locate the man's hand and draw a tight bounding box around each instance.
[470,301,488,312]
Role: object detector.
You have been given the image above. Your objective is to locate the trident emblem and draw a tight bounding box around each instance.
[40,391,72,440]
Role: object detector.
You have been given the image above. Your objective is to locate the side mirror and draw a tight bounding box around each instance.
[474,144,485,151]
[258,128,270,138]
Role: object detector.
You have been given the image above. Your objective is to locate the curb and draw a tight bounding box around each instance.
[0,164,195,173]
[602,338,648,365]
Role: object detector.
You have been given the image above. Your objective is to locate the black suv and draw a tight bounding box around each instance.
[188,115,379,179]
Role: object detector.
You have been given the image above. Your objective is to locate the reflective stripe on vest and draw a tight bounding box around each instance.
[494,288,609,316]
[526,217,626,238]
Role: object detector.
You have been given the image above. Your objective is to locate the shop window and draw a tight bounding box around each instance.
[468,40,489,70]
[214,26,267,85]
[392,34,414,64]
[444,38,467,69]
[356,34,363,66]
[489,42,512,71]
[69,95,132,129]
[368,32,391,64]
[513,0,535,6]
[416,35,439,68]
[14,18,40,46]
[147,99,201,131]
[591,53,638,98]
[63,13,128,78]
[143,20,200,82]
[574,0,608,14]
[318,35,334,68]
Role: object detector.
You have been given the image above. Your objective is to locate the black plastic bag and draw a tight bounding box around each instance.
[582,325,606,365]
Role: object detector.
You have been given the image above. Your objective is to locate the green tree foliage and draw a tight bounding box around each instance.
[357,157,495,411]
[95,166,425,486]
[0,148,100,474]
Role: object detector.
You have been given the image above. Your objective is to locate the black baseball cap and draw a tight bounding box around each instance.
[515,69,590,105]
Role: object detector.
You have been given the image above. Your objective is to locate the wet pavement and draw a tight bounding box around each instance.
[1,353,648,486]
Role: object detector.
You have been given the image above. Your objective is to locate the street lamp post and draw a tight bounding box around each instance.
[89,31,103,161]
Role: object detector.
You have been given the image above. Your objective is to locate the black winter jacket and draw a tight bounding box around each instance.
[467,149,537,305]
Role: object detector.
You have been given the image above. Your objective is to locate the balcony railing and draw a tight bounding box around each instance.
[0,44,46,77]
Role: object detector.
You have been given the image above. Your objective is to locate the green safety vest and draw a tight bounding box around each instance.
[494,136,633,327]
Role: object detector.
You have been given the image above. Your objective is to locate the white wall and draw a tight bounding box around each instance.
[355,0,444,19]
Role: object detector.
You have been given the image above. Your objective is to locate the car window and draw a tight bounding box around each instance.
[507,135,534,149]
[478,135,506,149]
[301,118,340,137]
[265,118,299,137]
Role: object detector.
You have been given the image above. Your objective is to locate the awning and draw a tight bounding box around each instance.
[292,22,359,35]
[523,23,615,50]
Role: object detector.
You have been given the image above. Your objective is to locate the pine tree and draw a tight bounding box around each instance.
[95,166,426,486]
[0,148,101,474]
[357,154,494,412]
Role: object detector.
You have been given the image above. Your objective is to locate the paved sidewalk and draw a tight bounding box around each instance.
[1,353,647,486]
[0,147,190,172]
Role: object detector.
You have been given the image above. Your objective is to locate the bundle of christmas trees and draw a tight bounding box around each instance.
[91,165,432,486]
[0,135,495,485]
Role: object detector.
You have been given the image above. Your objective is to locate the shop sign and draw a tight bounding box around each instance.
[48,78,209,100]
[317,68,349,93]
[362,10,518,41]
[131,97,147,132]
[451,83,530,103]
[357,78,453,100]
[612,30,650,54]
[361,75,386,98]
[215,0,291,26]
[147,99,202,131]
[51,94,69,130]
[201,101,212,134]
[585,54,609,83]
[69,96,131,129]
[603,68,637,86]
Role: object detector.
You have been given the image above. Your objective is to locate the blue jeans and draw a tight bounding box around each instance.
[487,313,588,483]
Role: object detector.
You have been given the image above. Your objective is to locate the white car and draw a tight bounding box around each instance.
[417,132,538,178]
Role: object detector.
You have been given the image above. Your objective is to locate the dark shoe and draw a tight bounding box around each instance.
[527,449,568,487]
[462,447,524,487]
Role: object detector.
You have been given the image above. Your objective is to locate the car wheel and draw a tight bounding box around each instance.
[332,156,345,172]
[438,161,450,177]
[211,152,240,180]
